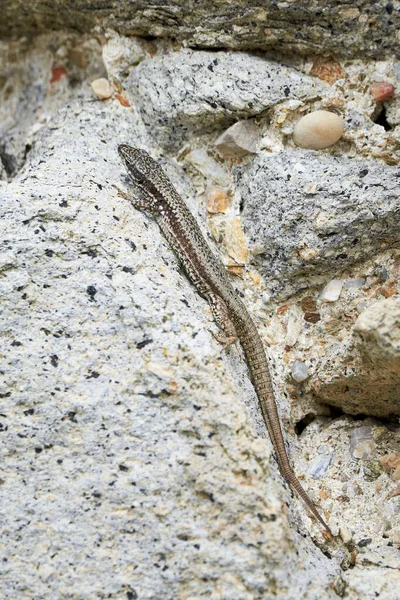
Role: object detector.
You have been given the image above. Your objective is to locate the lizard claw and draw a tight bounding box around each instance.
[208,328,238,350]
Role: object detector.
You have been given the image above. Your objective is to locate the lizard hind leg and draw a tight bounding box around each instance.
[208,293,238,350]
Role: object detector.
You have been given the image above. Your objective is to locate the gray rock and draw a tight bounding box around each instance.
[237,151,400,299]
[307,453,333,479]
[312,296,400,418]
[2,1,400,59]
[128,49,326,148]
[0,101,339,600]
[343,548,400,600]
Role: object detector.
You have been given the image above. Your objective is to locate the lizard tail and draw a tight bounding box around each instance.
[239,319,333,538]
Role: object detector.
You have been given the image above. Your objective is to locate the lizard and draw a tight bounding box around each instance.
[117,143,333,538]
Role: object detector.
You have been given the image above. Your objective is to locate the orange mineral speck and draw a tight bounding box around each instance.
[115,93,131,107]
[207,189,230,213]
[50,65,67,83]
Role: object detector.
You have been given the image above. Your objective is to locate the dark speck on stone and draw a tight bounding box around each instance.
[122,266,135,274]
[35,447,43,454]
[87,285,97,300]
[283,85,290,97]
[87,371,100,379]
[11,340,22,346]
[357,538,372,547]
[136,339,153,349]
[50,354,59,367]
[68,411,77,423]
[59,200,68,207]
[359,169,369,178]
[45,249,54,257]
[126,239,137,251]
[127,591,138,600]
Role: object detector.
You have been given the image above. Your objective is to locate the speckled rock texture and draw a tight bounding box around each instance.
[237,151,400,299]
[1,22,400,600]
[2,0,400,59]
[128,49,326,148]
[312,295,400,417]
[0,100,340,599]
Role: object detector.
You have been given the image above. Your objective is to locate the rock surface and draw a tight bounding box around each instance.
[2,1,400,59]
[237,151,400,298]
[1,21,400,600]
[129,49,326,149]
[0,100,339,599]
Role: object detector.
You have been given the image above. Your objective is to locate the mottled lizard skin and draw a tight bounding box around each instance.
[117,144,332,537]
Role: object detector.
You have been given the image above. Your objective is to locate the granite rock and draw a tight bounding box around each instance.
[128,49,327,148]
[0,100,339,599]
[237,151,400,299]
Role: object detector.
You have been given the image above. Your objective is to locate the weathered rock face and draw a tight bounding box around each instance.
[313,296,400,417]
[1,14,400,600]
[2,0,400,59]
[237,151,400,298]
[128,49,327,148]
[0,101,338,600]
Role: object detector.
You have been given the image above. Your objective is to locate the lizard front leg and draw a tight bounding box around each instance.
[113,184,153,212]
[207,293,238,349]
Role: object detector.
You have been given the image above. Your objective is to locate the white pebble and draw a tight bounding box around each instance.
[340,526,352,544]
[291,360,309,383]
[91,78,112,100]
[293,110,344,149]
[320,279,343,302]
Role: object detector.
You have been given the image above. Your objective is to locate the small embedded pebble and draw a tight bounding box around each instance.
[370,82,394,101]
[91,78,112,99]
[215,120,259,158]
[207,189,230,213]
[320,279,343,302]
[340,526,353,544]
[293,110,344,149]
[308,453,333,479]
[291,360,309,383]
[350,426,373,459]
[356,301,369,313]
[343,278,366,290]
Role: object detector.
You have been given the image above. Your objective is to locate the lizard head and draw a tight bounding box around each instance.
[118,144,175,215]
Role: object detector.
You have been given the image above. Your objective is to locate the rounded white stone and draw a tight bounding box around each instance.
[293,110,344,149]
[91,78,112,100]
[291,360,309,383]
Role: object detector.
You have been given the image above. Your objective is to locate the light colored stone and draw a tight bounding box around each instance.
[0,99,339,600]
[320,279,344,302]
[129,49,327,148]
[185,149,231,188]
[293,110,344,150]
[343,278,366,289]
[215,120,259,158]
[311,294,400,418]
[237,152,400,299]
[91,77,112,99]
[291,360,309,383]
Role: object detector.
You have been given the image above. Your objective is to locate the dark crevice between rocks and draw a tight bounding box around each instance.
[294,412,316,435]
[373,106,392,131]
